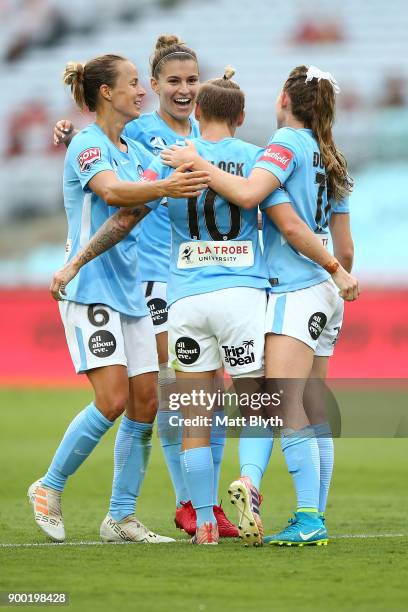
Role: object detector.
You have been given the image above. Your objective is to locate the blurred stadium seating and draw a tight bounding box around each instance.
[0,0,407,382]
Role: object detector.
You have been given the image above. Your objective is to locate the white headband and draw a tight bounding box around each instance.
[153,51,196,75]
[305,65,340,94]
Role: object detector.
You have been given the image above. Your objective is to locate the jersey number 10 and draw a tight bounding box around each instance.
[187,188,242,241]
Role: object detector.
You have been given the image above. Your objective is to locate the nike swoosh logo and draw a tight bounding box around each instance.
[121,161,130,165]
[74,449,89,456]
[299,529,322,541]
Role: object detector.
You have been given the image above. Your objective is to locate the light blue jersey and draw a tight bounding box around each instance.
[145,137,286,306]
[124,112,200,283]
[255,127,350,292]
[63,122,160,316]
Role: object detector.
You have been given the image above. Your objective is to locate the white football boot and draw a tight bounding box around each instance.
[100,514,175,543]
[228,476,263,547]
[27,480,65,542]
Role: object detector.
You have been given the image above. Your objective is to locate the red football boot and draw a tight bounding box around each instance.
[213,504,239,537]
[174,500,196,535]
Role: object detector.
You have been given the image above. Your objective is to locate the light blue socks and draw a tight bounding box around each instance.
[312,422,334,513]
[157,410,189,506]
[180,446,215,527]
[109,416,153,521]
[42,402,113,492]
[211,410,226,505]
[239,425,274,491]
[158,409,226,507]
[281,426,320,511]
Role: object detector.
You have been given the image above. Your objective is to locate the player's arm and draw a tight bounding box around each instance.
[53,120,78,147]
[329,212,354,273]
[87,164,209,207]
[50,205,150,300]
[161,141,279,209]
[265,203,359,301]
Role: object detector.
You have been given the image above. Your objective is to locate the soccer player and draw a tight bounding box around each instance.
[52,36,237,538]
[29,53,209,544]
[301,206,354,533]
[144,68,275,545]
[51,67,278,544]
[160,64,359,546]
[50,67,357,546]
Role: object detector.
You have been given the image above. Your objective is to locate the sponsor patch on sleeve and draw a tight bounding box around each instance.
[141,169,159,182]
[259,144,293,170]
[78,147,102,173]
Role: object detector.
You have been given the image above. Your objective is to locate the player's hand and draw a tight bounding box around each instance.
[161,140,199,168]
[49,262,79,301]
[164,162,210,198]
[332,266,360,301]
[53,120,74,146]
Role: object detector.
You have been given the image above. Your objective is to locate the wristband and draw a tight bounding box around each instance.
[323,257,340,275]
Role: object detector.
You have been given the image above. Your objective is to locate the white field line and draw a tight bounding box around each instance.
[0,533,406,548]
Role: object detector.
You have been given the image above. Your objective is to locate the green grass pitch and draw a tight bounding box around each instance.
[0,388,407,611]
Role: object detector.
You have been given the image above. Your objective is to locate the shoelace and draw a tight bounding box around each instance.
[282,523,301,535]
[277,516,301,536]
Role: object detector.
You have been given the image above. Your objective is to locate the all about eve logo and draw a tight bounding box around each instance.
[308,312,327,340]
[147,298,168,326]
[175,337,200,365]
[89,330,116,357]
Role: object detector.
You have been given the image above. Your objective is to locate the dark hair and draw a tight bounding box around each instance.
[196,66,244,126]
[151,34,198,78]
[63,54,126,112]
[283,65,352,200]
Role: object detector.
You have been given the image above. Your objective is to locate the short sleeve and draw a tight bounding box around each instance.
[254,127,298,185]
[68,133,113,190]
[259,188,291,211]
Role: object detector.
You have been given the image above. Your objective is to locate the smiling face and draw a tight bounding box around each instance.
[101,60,146,120]
[151,59,200,122]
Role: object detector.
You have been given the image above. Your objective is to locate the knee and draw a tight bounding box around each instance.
[141,386,159,422]
[128,387,158,423]
[96,391,129,421]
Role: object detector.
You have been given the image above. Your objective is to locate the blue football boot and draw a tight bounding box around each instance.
[264,511,328,546]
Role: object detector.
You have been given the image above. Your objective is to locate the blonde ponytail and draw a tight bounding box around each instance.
[63,61,86,110]
[223,65,235,80]
[62,55,126,112]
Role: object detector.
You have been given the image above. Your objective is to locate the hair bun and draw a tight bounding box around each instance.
[223,65,235,80]
[63,61,84,86]
[155,34,184,51]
